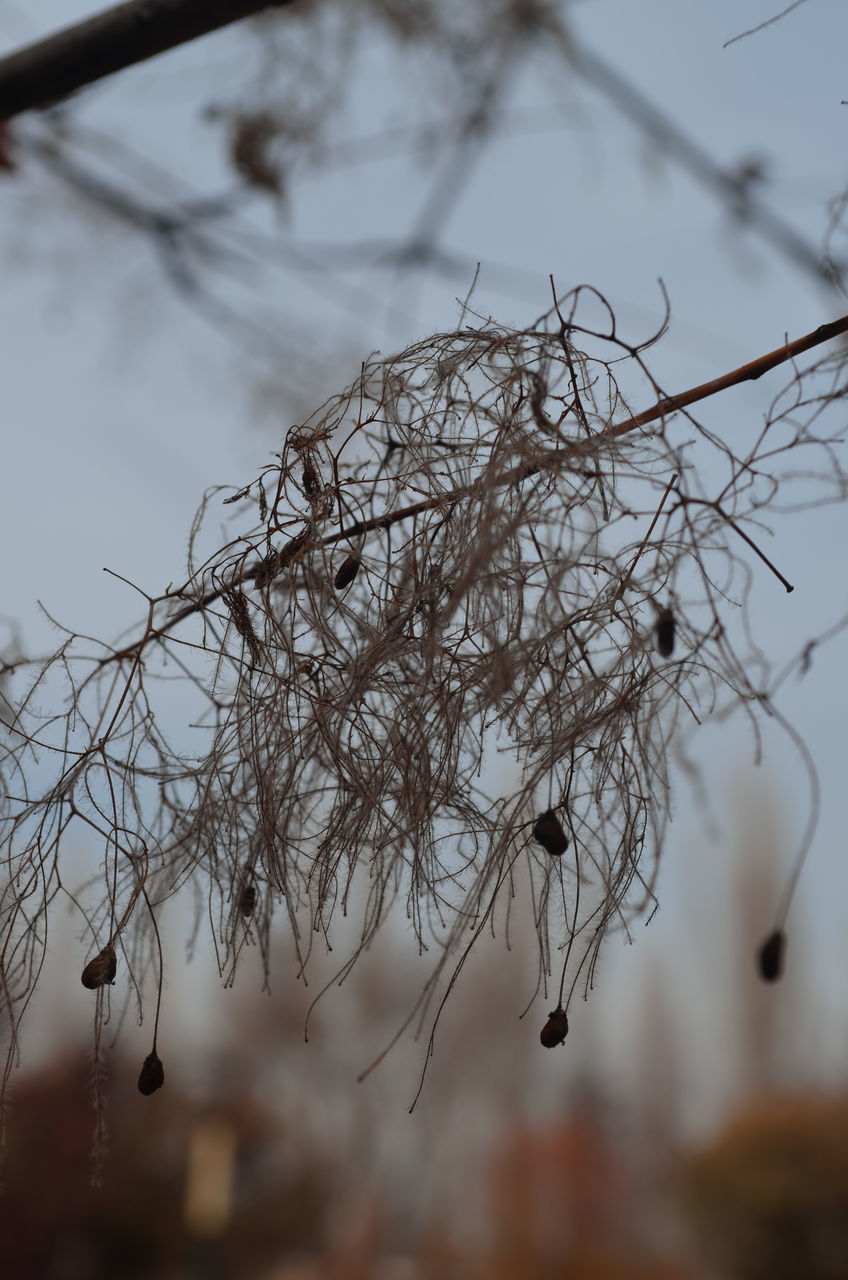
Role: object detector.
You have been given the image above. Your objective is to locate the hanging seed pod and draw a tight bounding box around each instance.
[334,554,361,591]
[302,460,321,496]
[240,883,257,919]
[655,606,675,657]
[254,546,281,590]
[81,944,117,990]
[757,928,786,982]
[138,1050,165,1095]
[540,1008,569,1048]
[222,586,262,665]
[532,810,568,858]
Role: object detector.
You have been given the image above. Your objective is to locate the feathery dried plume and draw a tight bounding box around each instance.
[1,287,846,1111]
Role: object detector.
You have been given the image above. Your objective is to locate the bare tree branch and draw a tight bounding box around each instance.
[0,0,296,123]
[612,311,848,438]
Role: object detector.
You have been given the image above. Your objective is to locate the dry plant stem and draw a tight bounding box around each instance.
[615,472,679,603]
[676,496,795,594]
[724,0,810,50]
[142,886,164,1055]
[0,0,297,122]
[610,313,848,438]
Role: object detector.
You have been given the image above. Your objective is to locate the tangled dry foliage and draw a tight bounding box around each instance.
[2,284,848,1112]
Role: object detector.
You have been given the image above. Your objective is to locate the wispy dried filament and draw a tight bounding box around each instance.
[1,287,846,1101]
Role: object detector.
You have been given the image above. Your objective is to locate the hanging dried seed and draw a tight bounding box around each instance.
[532,810,568,858]
[240,883,257,918]
[222,586,261,664]
[302,460,321,496]
[138,1050,165,1095]
[254,547,281,590]
[540,1008,569,1048]
[757,928,786,982]
[81,945,117,990]
[655,607,675,657]
[334,554,361,591]
[278,528,308,570]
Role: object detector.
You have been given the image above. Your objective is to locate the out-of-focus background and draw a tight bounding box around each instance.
[2,2,848,1276]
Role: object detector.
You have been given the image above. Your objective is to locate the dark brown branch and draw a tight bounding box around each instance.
[609,312,848,439]
[0,0,296,123]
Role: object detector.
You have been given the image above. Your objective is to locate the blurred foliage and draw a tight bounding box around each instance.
[484,1109,696,1280]
[6,1044,848,1279]
[0,1055,333,1280]
[682,1093,848,1280]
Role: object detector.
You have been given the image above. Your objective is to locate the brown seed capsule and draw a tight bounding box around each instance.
[532,810,568,858]
[757,928,786,982]
[81,945,117,990]
[138,1050,165,1096]
[540,1008,569,1048]
[655,607,675,658]
[240,883,257,918]
[334,554,361,591]
[302,461,321,496]
[254,547,281,590]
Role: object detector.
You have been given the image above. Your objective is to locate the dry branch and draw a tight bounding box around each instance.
[612,312,848,438]
[0,0,296,122]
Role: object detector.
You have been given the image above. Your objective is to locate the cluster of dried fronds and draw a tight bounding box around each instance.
[1,286,847,1105]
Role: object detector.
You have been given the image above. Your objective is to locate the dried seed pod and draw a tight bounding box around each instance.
[302,461,321,496]
[222,586,261,664]
[532,810,568,858]
[254,547,281,590]
[540,1008,569,1048]
[334,554,361,591]
[278,528,309,572]
[81,945,117,990]
[757,928,786,982]
[240,883,257,919]
[138,1050,165,1095]
[655,607,675,657]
